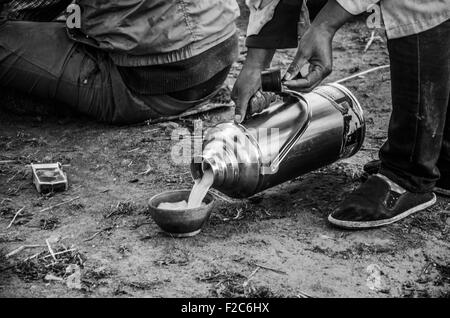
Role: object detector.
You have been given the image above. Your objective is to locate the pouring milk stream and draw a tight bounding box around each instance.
[157,169,214,210]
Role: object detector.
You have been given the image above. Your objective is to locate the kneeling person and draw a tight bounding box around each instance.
[0,0,239,124]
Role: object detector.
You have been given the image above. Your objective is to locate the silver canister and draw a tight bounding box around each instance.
[191,83,365,198]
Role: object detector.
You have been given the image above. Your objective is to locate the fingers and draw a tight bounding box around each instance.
[247,91,275,117]
[231,82,252,124]
[231,65,263,123]
[284,63,331,92]
[283,25,334,92]
[284,56,308,81]
[248,91,264,115]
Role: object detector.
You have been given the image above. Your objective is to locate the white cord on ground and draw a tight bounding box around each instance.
[334,64,390,84]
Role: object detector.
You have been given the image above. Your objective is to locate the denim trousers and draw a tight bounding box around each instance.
[380,19,450,193]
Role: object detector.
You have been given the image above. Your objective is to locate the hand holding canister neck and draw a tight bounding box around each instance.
[245,90,278,120]
[243,68,282,121]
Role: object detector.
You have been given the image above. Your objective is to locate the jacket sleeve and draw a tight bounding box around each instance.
[245,0,306,49]
[335,0,380,15]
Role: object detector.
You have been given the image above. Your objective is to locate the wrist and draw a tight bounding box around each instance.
[244,48,276,70]
[309,0,353,36]
[312,22,337,39]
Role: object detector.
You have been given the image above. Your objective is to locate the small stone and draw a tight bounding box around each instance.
[44,274,64,282]
[66,264,82,290]
[42,156,53,163]
[366,264,390,293]
[121,159,132,167]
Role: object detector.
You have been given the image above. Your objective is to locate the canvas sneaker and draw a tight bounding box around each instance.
[361,159,450,197]
[328,174,436,229]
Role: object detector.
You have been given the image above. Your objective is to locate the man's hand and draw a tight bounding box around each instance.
[283,0,353,92]
[232,63,262,123]
[283,25,333,92]
[232,48,275,123]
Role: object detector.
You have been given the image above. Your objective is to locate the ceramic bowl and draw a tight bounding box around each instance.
[148,190,215,237]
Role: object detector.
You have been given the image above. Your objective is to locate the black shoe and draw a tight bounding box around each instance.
[361,159,450,197]
[360,159,381,182]
[328,174,436,229]
[435,178,450,197]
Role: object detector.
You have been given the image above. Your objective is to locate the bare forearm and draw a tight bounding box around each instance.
[311,0,354,36]
[244,48,276,70]
[246,0,303,49]
[283,0,355,89]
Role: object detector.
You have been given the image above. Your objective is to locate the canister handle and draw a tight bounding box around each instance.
[260,90,312,175]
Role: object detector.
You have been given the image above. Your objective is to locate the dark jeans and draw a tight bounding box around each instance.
[0,21,227,124]
[379,19,450,193]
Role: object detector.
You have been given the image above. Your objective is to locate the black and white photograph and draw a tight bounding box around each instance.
[0,0,449,301]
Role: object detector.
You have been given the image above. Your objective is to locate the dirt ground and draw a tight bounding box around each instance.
[1,2,449,298]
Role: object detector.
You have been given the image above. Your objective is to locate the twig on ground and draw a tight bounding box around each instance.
[105,202,123,218]
[42,248,77,260]
[7,206,25,229]
[223,208,244,222]
[140,137,173,142]
[209,190,235,203]
[254,263,288,276]
[25,252,41,261]
[70,185,82,192]
[39,196,80,213]
[77,254,83,265]
[127,148,140,153]
[7,170,20,183]
[143,128,160,134]
[419,261,434,280]
[243,267,260,288]
[0,198,12,205]
[139,168,153,176]
[364,30,376,52]
[165,171,191,179]
[83,227,114,242]
[24,164,71,168]
[5,245,43,258]
[45,239,57,261]
[131,222,153,229]
[233,209,243,220]
[145,103,231,124]
[297,290,316,298]
[0,160,17,164]
[138,163,153,176]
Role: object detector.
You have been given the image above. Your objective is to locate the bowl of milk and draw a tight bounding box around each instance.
[148,189,215,238]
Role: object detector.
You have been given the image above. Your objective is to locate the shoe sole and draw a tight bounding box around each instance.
[328,193,437,229]
[433,187,450,197]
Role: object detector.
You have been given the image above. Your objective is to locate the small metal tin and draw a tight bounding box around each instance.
[31,162,68,194]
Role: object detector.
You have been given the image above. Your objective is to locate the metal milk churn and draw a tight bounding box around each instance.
[191,82,365,198]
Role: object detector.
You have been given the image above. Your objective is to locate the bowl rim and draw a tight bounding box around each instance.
[148,189,215,212]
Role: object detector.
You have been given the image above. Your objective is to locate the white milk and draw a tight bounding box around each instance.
[187,169,214,209]
[158,200,189,210]
[157,169,214,210]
